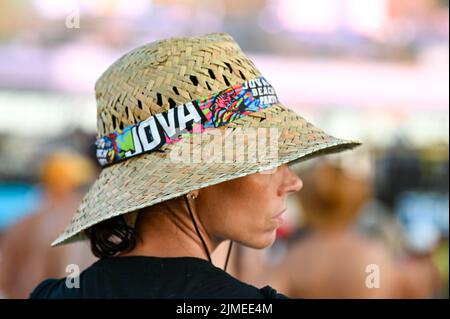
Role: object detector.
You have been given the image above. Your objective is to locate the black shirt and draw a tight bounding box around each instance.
[29,256,288,299]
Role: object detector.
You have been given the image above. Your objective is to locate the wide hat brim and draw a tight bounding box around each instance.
[52,102,360,246]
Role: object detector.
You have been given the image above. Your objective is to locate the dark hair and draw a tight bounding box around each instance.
[85,214,140,258]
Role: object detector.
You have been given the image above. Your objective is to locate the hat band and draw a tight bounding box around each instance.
[96,76,279,167]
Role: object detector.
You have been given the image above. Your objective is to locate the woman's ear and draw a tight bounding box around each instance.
[186,190,200,199]
[124,211,139,228]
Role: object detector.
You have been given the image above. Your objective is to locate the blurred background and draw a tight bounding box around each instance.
[0,0,448,298]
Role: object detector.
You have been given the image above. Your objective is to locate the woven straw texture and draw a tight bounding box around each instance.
[52,33,361,246]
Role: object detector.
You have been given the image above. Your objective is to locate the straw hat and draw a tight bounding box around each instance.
[52,33,361,246]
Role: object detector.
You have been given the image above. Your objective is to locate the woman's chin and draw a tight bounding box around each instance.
[245,231,277,249]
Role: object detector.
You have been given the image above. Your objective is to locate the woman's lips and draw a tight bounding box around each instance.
[272,208,286,225]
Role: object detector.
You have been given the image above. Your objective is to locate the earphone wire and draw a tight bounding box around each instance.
[184,194,233,272]
[223,240,233,272]
[184,195,212,263]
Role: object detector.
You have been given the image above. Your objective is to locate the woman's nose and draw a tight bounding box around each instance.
[278,165,303,195]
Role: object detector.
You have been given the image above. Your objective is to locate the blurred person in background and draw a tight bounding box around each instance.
[0,151,97,298]
[237,154,441,298]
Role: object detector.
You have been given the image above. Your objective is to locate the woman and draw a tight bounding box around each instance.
[30,33,360,299]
